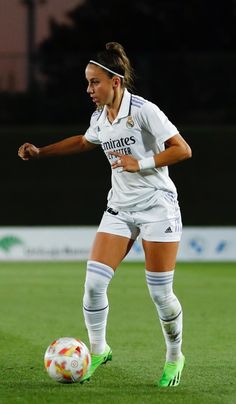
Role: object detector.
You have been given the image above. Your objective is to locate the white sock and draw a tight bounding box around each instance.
[145,270,183,362]
[83,260,114,355]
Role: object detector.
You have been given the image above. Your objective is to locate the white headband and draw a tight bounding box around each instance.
[89,60,124,79]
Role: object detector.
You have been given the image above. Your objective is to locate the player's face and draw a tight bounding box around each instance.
[85,64,116,107]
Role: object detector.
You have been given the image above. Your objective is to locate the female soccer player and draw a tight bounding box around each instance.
[18,42,192,387]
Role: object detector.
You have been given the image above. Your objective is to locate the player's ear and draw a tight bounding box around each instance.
[113,77,120,88]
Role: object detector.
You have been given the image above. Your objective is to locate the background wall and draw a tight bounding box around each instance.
[1,124,234,226]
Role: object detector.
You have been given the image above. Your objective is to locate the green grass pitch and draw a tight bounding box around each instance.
[0,261,236,404]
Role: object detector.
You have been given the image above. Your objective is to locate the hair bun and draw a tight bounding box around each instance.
[105,42,124,55]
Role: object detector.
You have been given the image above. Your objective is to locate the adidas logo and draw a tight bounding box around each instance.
[165,227,173,233]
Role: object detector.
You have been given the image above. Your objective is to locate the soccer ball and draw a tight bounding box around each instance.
[44,337,91,383]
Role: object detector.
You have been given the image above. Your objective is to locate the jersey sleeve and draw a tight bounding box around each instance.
[137,101,179,144]
[84,126,101,144]
[84,111,102,145]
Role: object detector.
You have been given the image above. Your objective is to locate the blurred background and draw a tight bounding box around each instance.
[0,0,235,229]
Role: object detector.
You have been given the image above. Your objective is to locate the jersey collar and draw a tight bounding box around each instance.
[116,88,131,120]
[97,88,131,125]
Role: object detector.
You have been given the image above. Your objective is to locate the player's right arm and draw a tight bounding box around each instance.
[18,135,97,161]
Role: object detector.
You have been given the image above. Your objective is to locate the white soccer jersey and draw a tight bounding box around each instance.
[85,89,179,211]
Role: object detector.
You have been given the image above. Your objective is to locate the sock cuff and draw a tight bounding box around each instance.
[145,270,174,286]
[87,260,114,280]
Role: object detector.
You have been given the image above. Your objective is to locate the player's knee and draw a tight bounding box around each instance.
[83,278,105,303]
[83,275,108,309]
[83,260,113,309]
[149,289,170,307]
[150,290,181,314]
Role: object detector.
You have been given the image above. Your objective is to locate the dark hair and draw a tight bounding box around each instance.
[92,42,135,91]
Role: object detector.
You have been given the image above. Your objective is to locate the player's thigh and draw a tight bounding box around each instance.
[142,240,179,272]
[90,232,134,270]
[139,213,182,272]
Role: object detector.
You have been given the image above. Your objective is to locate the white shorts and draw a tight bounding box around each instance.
[97,191,182,242]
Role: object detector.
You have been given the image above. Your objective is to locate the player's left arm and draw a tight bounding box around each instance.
[154,133,192,168]
[110,133,191,172]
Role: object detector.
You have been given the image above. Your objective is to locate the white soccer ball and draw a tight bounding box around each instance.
[44,337,91,383]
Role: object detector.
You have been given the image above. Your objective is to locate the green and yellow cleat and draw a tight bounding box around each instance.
[158,353,185,387]
[80,344,112,383]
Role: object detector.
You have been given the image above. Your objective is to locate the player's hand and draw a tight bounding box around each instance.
[109,151,139,173]
[18,143,40,160]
